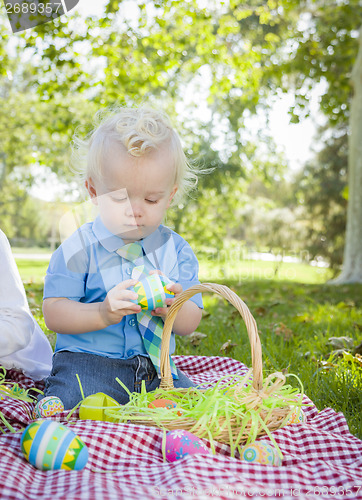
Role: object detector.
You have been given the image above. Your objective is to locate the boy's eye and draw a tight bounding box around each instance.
[146,199,159,204]
[111,197,127,203]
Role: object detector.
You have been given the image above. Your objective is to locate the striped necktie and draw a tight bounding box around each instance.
[116,242,178,379]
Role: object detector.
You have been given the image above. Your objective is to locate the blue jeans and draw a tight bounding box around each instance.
[40,351,196,410]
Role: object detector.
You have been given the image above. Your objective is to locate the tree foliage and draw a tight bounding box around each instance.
[0,0,361,263]
[294,127,348,272]
[279,0,361,125]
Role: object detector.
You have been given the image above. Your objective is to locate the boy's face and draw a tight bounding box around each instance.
[85,144,178,242]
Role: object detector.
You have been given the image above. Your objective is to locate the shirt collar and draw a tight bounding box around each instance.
[92,216,126,253]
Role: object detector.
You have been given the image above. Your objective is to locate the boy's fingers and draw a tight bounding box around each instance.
[109,289,138,302]
[116,301,141,313]
[126,306,142,314]
[166,283,181,293]
[116,279,138,289]
[149,269,163,275]
[122,290,139,301]
[110,281,139,300]
[152,306,168,315]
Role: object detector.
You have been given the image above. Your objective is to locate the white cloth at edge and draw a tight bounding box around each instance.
[0,230,52,380]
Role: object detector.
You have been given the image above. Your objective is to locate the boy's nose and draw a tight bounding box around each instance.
[125,202,142,218]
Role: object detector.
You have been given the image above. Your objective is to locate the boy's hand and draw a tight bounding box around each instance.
[149,270,182,320]
[99,279,141,326]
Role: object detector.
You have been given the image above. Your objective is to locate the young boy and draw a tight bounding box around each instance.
[42,106,203,409]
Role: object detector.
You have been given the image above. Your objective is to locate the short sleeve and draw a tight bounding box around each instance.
[169,241,203,309]
[43,242,88,301]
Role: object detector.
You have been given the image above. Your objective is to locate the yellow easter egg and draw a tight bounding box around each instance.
[79,392,120,421]
[285,407,307,425]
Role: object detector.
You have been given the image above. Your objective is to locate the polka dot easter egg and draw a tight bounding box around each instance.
[33,396,64,419]
[240,440,282,466]
[165,430,211,462]
[21,420,88,471]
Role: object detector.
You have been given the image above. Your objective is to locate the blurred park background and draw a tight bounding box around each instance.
[1,0,361,279]
[1,1,362,436]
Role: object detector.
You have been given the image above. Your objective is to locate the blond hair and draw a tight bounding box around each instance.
[71,106,199,204]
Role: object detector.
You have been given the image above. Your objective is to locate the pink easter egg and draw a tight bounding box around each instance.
[165,430,211,462]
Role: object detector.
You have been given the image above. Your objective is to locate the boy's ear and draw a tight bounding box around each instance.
[166,186,178,208]
[85,178,98,205]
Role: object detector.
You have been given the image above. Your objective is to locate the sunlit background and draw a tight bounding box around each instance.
[0,0,359,281]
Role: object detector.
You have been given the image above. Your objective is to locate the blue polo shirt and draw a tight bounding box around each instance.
[43,217,203,359]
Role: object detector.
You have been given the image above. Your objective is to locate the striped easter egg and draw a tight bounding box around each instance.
[21,420,88,471]
[133,274,174,310]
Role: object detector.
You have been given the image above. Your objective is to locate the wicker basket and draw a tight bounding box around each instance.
[106,283,298,449]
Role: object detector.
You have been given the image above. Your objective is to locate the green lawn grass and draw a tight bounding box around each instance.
[17,257,362,439]
[12,247,52,254]
[199,258,333,284]
[15,259,49,282]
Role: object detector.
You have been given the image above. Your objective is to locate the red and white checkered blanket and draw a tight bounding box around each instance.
[0,355,361,500]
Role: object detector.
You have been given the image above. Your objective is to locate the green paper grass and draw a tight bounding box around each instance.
[0,411,16,433]
[66,373,87,421]
[103,370,305,457]
[0,366,43,404]
[0,366,44,433]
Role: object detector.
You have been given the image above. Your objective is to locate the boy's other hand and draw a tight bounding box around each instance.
[100,279,141,326]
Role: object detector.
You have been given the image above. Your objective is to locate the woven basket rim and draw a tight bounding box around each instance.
[159,282,263,392]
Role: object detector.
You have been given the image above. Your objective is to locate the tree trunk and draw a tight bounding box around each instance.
[330,26,362,284]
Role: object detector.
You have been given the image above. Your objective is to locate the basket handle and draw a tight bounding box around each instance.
[159,283,263,391]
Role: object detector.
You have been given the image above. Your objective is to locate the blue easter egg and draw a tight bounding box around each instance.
[133,274,174,310]
[21,420,88,471]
